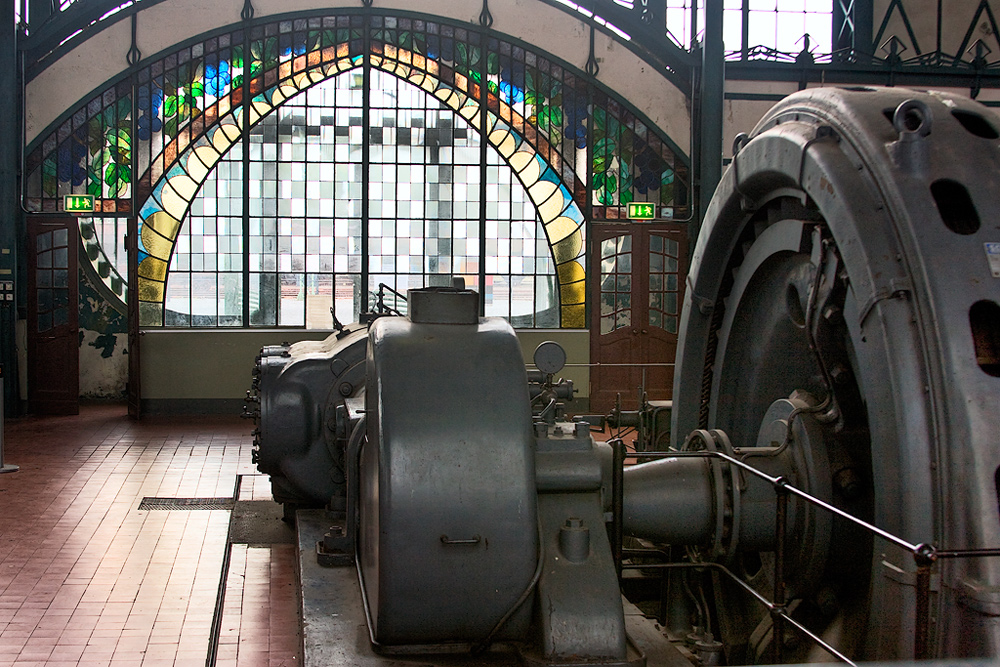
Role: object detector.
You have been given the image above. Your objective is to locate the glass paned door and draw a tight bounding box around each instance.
[590,224,686,414]
[27,218,79,415]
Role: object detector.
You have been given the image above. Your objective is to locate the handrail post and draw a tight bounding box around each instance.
[773,477,788,663]
[913,543,936,659]
[611,438,625,582]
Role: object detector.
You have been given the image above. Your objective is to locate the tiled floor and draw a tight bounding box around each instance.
[0,404,301,666]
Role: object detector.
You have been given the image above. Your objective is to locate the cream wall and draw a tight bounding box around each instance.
[140,328,591,407]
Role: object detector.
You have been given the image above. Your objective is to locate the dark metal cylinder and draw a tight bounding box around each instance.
[622,456,715,545]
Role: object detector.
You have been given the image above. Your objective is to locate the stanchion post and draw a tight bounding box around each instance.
[0,364,18,474]
[913,544,936,659]
[611,438,625,582]
[773,478,788,663]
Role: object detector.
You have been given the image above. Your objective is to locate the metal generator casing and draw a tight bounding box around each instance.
[251,328,368,506]
[359,308,539,647]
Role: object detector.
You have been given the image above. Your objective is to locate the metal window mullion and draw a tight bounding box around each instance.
[130,60,138,315]
[242,29,252,328]
[361,15,371,309]
[478,32,488,316]
[585,80,595,330]
[742,0,749,60]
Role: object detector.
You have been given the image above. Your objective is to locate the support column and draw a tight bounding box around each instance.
[27,0,50,33]
[694,0,724,246]
[0,0,20,416]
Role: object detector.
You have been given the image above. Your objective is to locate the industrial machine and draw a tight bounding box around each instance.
[248,86,1000,665]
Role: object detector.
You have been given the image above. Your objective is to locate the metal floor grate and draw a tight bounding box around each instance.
[138,497,235,511]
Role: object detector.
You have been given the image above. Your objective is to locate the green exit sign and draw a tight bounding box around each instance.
[64,194,95,213]
[627,202,655,220]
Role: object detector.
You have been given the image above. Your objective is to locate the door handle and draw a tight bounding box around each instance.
[632,329,639,335]
[641,329,648,335]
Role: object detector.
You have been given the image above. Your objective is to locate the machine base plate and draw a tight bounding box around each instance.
[297,509,692,667]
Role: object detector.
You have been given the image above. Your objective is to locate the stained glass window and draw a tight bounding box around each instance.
[25,12,690,330]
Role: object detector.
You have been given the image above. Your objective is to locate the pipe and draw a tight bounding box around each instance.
[622,455,714,545]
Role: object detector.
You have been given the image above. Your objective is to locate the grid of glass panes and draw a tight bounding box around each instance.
[165,146,243,326]
[86,217,128,284]
[665,0,744,51]
[599,235,632,335]
[485,151,558,328]
[648,233,679,334]
[246,71,365,328]
[748,0,831,55]
[366,69,484,310]
[665,0,829,55]
[170,68,555,328]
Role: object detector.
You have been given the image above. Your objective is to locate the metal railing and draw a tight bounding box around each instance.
[607,438,1000,664]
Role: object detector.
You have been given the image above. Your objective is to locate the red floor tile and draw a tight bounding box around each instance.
[0,405,302,666]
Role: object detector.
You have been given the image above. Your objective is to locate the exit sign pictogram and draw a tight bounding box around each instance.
[627,203,655,220]
[64,194,95,213]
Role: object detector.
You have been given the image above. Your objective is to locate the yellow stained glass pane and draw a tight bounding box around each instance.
[557,260,585,285]
[561,304,586,328]
[509,149,534,173]
[140,225,173,263]
[552,233,583,264]
[517,154,542,183]
[537,192,565,222]
[159,181,189,221]
[545,216,580,244]
[144,211,181,241]
[138,256,168,281]
[193,145,221,171]
[529,180,558,206]
[184,152,209,182]
[560,278,586,306]
[138,278,165,302]
[167,174,198,200]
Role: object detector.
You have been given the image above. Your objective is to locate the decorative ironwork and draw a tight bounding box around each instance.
[586,24,599,77]
[479,0,494,29]
[241,0,254,22]
[20,0,1000,98]
[125,12,140,66]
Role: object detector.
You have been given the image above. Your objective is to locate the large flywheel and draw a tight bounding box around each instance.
[672,87,1000,661]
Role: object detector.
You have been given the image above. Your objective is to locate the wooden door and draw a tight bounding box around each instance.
[27,217,79,415]
[590,223,687,414]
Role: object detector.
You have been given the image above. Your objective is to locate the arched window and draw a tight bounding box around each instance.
[167,69,557,328]
[26,13,690,330]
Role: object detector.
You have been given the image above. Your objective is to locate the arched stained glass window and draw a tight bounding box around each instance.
[24,12,690,329]
[167,69,556,328]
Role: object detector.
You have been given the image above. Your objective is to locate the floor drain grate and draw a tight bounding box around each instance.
[138,497,235,511]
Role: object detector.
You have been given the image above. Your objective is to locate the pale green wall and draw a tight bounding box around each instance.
[140,327,590,406]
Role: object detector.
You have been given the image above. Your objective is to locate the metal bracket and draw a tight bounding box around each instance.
[125,13,141,66]
[798,124,840,190]
[858,277,912,327]
[586,25,600,77]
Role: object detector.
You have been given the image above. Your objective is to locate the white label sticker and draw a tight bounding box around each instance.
[987,243,1000,278]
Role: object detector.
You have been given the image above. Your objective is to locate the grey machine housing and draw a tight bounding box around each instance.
[342,286,635,663]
